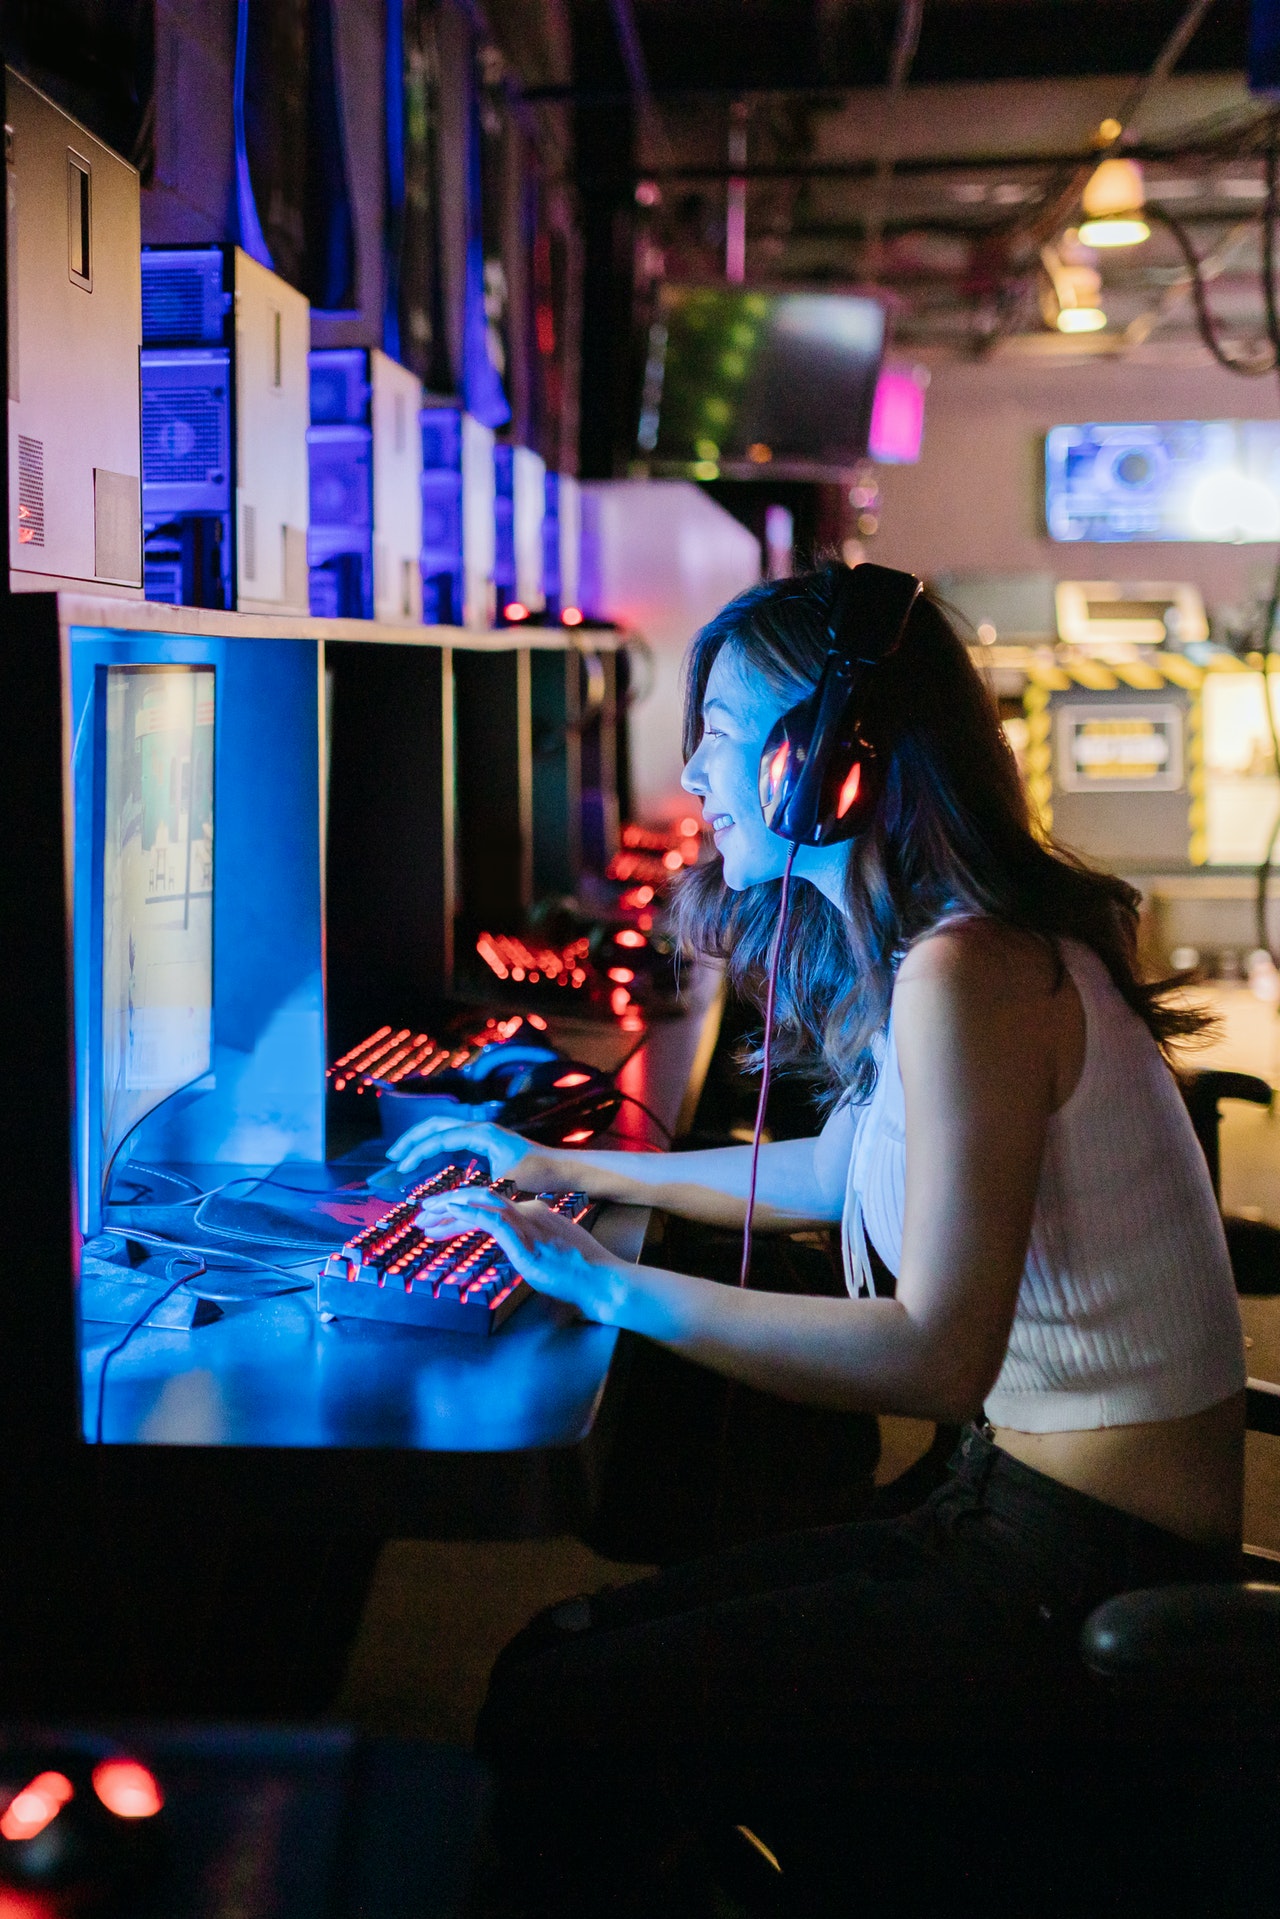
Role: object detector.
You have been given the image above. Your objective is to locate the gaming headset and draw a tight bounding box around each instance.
[757,561,924,845]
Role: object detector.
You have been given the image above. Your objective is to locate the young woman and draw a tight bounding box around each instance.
[392,566,1246,1905]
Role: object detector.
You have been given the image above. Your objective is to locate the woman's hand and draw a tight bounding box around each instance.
[388,1115,564,1189]
[413,1187,633,1323]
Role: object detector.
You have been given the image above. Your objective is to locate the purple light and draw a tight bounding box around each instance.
[869,369,926,464]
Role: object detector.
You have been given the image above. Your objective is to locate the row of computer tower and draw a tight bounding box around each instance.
[6,66,581,630]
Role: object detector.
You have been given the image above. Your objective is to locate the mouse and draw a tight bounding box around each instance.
[0,1746,165,1901]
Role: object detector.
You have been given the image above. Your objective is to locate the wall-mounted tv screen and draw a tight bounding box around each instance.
[639,287,886,479]
[1046,420,1280,543]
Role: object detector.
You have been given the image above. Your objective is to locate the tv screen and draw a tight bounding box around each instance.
[640,287,886,479]
[1045,420,1280,543]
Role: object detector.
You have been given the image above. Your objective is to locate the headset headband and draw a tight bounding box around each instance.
[756,561,924,846]
[825,561,923,666]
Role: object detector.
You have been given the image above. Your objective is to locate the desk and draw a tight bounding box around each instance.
[80,964,724,1540]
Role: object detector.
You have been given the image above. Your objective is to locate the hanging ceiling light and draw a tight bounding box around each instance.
[1051,260,1107,333]
[1079,157,1150,247]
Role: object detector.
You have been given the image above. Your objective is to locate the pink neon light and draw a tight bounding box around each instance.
[868,369,925,465]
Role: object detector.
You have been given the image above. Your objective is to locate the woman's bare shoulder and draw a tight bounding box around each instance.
[895,916,1061,1008]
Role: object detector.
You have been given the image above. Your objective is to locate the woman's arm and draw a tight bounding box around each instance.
[413,924,1064,1421]
[389,1098,855,1229]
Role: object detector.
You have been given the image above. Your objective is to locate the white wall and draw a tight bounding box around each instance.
[580,481,762,820]
[872,347,1280,618]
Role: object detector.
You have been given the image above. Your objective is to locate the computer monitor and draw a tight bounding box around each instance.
[640,286,886,480]
[91,664,215,1229]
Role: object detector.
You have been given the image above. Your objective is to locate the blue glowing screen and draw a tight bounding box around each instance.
[1046,420,1280,543]
[99,665,214,1191]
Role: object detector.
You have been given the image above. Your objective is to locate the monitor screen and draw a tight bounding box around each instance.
[639,286,886,479]
[1045,420,1280,543]
[98,664,214,1202]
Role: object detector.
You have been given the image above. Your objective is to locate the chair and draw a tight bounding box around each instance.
[1181,1068,1280,1296]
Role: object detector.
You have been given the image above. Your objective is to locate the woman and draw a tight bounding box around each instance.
[393,566,1246,1906]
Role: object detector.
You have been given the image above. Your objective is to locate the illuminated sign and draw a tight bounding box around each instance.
[1057,703,1183,792]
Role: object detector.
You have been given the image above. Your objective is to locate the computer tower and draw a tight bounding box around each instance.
[513,446,546,615]
[420,406,464,626]
[543,472,581,618]
[370,350,424,624]
[140,245,310,614]
[6,67,143,596]
[493,444,546,621]
[420,405,495,630]
[308,348,422,623]
[493,443,516,615]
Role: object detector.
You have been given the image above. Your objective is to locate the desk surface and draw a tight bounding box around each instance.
[80,966,723,1537]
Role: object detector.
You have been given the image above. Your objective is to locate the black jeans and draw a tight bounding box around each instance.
[474,1428,1240,1915]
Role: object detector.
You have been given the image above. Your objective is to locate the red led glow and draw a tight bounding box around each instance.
[835,760,862,819]
[505,602,529,622]
[562,607,583,626]
[527,1014,547,1030]
[562,1129,593,1143]
[92,1761,163,1821]
[678,817,699,837]
[662,849,683,871]
[610,986,631,1015]
[553,1072,591,1088]
[608,967,635,985]
[768,741,789,793]
[1,1773,75,1843]
[614,928,645,949]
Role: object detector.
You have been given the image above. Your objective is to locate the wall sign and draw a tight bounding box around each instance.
[1057,702,1184,793]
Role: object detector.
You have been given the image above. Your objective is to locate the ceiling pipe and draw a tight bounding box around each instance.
[863,0,925,273]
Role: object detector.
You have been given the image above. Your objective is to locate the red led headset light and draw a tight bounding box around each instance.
[1,1772,75,1843]
[835,760,862,819]
[92,1760,164,1820]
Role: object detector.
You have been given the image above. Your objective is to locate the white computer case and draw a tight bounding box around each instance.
[6,67,143,596]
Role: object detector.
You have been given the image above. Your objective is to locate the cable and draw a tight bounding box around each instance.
[88,1224,320,1291]
[612,1092,674,1143]
[93,1251,205,1445]
[739,841,798,1289]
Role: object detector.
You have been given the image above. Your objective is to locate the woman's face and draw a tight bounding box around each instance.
[680,645,801,891]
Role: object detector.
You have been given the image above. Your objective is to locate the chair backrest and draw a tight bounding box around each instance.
[1179,1069,1272,1203]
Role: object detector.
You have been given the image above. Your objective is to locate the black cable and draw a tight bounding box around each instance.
[1145,203,1275,376]
[612,1092,674,1143]
[1142,122,1280,961]
[1254,128,1280,962]
[89,1224,320,1294]
[93,1251,205,1445]
[706,842,799,1560]
[99,1070,212,1208]
[739,842,798,1288]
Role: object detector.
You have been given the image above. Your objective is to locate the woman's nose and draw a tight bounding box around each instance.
[680,746,707,795]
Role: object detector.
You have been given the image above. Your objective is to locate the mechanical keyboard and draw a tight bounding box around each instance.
[317,1158,594,1332]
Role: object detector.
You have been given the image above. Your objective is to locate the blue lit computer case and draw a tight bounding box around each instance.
[140,248,234,608]
[420,406,465,625]
[308,348,374,618]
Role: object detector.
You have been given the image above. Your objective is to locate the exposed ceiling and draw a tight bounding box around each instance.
[502,0,1280,368]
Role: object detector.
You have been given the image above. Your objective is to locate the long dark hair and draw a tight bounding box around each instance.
[672,564,1208,1106]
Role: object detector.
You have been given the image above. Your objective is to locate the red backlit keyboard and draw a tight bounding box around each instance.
[317,1159,594,1333]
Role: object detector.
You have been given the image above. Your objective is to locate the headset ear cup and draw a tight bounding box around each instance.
[816,745,880,843]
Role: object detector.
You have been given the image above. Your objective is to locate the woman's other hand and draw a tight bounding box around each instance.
[413,1187,632,1323]
[388,1115,562,1189]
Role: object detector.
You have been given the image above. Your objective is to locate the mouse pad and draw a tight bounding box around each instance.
[196,1186,391,1249]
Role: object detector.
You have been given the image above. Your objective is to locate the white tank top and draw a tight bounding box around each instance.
[841,936,1246,1432]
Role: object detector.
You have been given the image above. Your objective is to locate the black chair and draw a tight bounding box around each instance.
[1182,1067,1280,1295]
